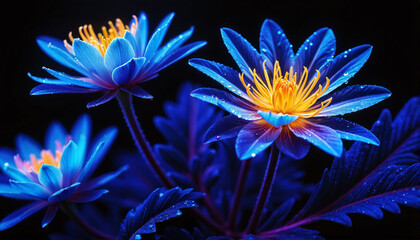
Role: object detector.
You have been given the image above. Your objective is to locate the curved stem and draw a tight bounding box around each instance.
[62,202,114,240]
[117,92,175,188]
[227,158,252,230]
[245,146,280,234]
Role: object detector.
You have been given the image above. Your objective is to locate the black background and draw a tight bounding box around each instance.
[0,0,419,239]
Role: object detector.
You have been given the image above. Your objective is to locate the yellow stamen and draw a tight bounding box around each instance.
[65,17,135,57]
[239,61,332,119]
[25,150,62,174]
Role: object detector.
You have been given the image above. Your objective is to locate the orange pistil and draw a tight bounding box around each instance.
[239,61,332,118]
[15,150,62,174]
[64,16,138,56]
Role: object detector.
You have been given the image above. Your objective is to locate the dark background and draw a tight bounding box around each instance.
[0,0,419,239]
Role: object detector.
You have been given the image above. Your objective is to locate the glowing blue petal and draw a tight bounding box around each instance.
[72,39,113,85]
[313,117,379,145]
[48,182,80,203]
[135,11,149,56]
[191,88,260,120]
[221,27,264,80]
[87,126,118,172]
[78,165,128,191]
[204,115,248,143]
[41,204,59,228]
[30,83,98,95]
[276,128,310,159]
[319,45,372,96]
[42,67,106,89]
[60,141,82,187]
[236,121,282,160]
[76,142,104,183]
[36,36,79,70]
[152,26,194,64]
[144,12,175,60]
[45,121,67,153]
[38,164,63,193]
[259,19,294,71]
[123,30,137,53]
[1,163,30,183]
[112,57,146,86]
[121,85,153,99]
[69,189,109,202]
[0,201,48,231]
[28,72,71,85]
[104,38,135,72]
[70,114,92,159]
[15,134,42,159]
[258,111,299,128]
[295,27,336,80]
[289,119,343,157]
[318,85,391,117]
[86,90,119,108]
[188,58,251,100]
[9,180,50,200]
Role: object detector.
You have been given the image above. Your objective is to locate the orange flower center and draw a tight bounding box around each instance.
[64,16,138,56]
[240,61,332,118]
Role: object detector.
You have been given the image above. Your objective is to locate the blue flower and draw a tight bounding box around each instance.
[0,114,125,230]
[29,12,207,107]
[190,19,391,160]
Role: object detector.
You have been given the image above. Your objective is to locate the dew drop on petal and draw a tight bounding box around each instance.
[135,235,141,240]
[251,153,256,158]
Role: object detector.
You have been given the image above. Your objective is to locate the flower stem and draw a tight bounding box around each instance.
[245,146,280,234]
[62,202,114,240]
[116,92,175,188]
[227,158,252,230]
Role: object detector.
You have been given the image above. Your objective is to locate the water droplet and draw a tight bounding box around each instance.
[251,153,256,157]
[149,224,154,229]
[343,73,349,76]
[237,115,242,118]
[277,30,282,34]
[184,201,189,205]
[289,44,293,48]
[309,42,313,46]
[344,55,348,58]
[159,193,164,197]
[304,46,308,50]
[216,136,221,140]
[404,201,408,204]
[176,210,182,216]
[135,234,142,240]
[306,39,310,43]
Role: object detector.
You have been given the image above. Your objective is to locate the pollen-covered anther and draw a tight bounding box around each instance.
[64,18,132,56]
[239,60,332,118]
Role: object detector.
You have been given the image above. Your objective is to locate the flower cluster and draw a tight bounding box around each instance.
[0,114,123,230]
[0,9,419,240]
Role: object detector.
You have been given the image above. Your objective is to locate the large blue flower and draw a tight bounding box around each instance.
[190,19,391,160]
[0,114,125,230]
[29,12,206,107]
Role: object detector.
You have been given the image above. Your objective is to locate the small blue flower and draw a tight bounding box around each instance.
[29,12,207,107]
[0,114,126,230]
[190,20,391,160]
